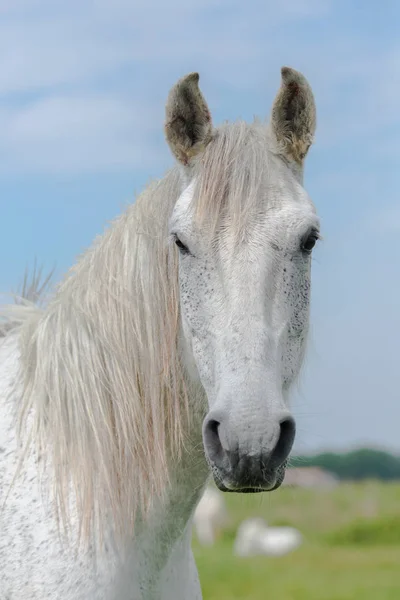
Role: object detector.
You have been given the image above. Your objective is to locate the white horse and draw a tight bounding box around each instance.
[234,517,303,558]
[193,486,228,546]
[0,67,319,599]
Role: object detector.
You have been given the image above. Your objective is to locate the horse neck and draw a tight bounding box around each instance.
[113,386,210,596]
[148,425,209,540]
[143,377,209,540]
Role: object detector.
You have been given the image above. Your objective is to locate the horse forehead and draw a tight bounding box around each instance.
[220,198,318,249]
[171,171,317,238]
[258,184,318,236]
[266,195,318,228]
[170,179,196,224]
[270,175,316,212]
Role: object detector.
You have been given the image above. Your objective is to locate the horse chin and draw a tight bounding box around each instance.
[211,465,286,494]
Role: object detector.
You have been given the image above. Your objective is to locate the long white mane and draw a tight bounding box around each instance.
[0,264,54,337]
[3,168,191,541]
[1,121,279,543]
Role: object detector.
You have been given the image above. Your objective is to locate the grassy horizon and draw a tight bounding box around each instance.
[193,482,400,600]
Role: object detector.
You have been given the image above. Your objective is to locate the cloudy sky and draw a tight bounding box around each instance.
[1,0,399,454]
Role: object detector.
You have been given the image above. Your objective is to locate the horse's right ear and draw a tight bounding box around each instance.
[165,72,213,166]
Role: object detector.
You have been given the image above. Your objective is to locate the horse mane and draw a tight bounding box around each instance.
[2,120,280,544]
[192,120,280,239]
[7,167,189,542]
[0,264,54,338]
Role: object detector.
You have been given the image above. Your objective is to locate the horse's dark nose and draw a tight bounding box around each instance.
[203,412,296,491]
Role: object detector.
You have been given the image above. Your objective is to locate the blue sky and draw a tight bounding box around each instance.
[1,0,399,454]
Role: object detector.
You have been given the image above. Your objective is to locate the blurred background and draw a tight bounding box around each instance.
[1,1,399,598]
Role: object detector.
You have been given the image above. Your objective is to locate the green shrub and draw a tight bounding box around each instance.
[326,515,400,546]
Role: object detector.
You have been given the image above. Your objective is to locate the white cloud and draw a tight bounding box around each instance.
[0,94,162,173]
[0,0,398,174]
[0,0,335,174]
[0,1,333,95]
[0,18,133,94]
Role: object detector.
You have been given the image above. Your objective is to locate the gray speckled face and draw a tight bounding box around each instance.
[169,167,319,494]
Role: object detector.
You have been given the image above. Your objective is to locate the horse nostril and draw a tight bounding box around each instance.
[270,416,296,470]
[203,419,224,464]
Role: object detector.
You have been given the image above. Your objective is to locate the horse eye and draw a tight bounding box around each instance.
[301,232,319,253]
[174,236,190,255]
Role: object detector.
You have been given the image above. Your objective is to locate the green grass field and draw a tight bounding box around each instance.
[192,482,400,600]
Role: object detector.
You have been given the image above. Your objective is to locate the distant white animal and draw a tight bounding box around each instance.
[234,517,302,557]
[193,487,228,545]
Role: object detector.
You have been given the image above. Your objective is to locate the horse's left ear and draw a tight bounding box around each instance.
[271,67,316,165]
[165,72,213,166]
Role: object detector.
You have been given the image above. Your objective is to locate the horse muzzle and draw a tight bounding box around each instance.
[202,410,295,493]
